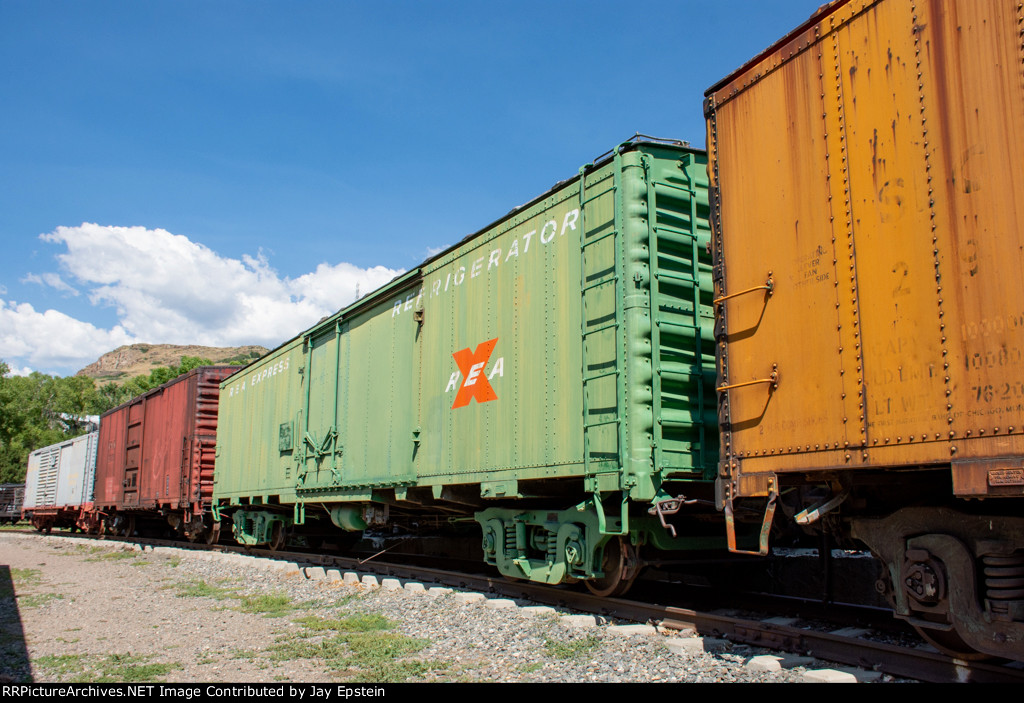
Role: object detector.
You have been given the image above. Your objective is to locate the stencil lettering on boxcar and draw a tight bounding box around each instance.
[792,244,828,289]
[392,207,579,320]
[227,357,290,398]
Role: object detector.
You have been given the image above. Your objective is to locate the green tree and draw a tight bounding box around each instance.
[0,365,103,483]
[96,356,214,408]
[0,357,216,484]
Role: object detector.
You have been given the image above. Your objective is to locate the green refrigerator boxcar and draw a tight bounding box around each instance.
[214,138,721,593]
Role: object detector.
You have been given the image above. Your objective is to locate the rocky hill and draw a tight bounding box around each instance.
[75,344,268,385]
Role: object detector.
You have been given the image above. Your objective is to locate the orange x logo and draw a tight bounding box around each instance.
[451,338,499,409]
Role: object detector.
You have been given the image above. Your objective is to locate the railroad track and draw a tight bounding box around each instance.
[8,526,1023,683]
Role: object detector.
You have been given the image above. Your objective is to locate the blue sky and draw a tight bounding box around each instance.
[1,0,816,376]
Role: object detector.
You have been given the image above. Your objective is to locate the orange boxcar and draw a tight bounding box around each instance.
[705,0,1024,659]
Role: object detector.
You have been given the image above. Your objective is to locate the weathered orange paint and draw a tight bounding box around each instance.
[706,0,1024,498]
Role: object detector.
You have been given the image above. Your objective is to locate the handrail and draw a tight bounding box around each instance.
[713,272,774,305]
[716,364,779,393]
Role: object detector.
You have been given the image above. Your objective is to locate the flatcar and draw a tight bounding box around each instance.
[705,0,1024,659]
[212,137,734,595]
[91,365,236,541]
[21,432,98,532]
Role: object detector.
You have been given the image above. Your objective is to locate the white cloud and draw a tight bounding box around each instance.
[5,223,404,374]
[0,300,135,371]
[22,272,80,296]
[290,261,399,310]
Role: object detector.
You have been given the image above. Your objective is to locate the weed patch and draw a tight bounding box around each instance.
[85,551,140,563]
[36,652,179,682]
[268,612,445,682]
[543,634,602,660]
[11,568,42,587]
[89,653,179,683]
[355,657,449,683]
[169,579,236,600]
[293,613,393,632]
[343,631,429,662]
[35,654,87,678]
[230,648,261,662]
[19,592,65,608]
[235,593,299,617]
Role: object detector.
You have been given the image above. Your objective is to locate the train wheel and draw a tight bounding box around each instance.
[913,625,990,661]
[181,516,207,543]
[268,522,286,552]
[205,522,221,545]
[585,537,640,597]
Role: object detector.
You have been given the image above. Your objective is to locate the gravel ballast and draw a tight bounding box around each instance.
[0,532,889,683]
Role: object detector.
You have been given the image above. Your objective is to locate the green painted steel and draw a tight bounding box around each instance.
[213,139,717,565]
[477,504,730,585]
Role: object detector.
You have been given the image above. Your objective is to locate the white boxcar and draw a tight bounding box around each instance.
[23,431,98,531]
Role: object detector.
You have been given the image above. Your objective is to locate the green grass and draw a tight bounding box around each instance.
[169,579,237,600]
[235,593,299,617]
[344,631,430,661]
[20,592,65,608]
[168,580,305,617]
[269,634,350,662]
[230,648,261,662]
[13,573,68,609]
[92,654,179,683]
[543,634,602,660]
[35,654,87,678]
[84,550,141,562]
[61,544,92,554]
[293,613,392,632]
[355,656,449,683]
[267,612,446,682]
[36,653,180,683]
[11,568,42,587]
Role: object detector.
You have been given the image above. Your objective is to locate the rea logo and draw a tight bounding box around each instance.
[445,338,504,409]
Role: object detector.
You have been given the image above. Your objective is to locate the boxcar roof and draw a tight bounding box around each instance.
[234,136,703,369]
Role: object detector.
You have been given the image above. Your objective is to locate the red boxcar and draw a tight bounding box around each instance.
[93,366,236,541]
